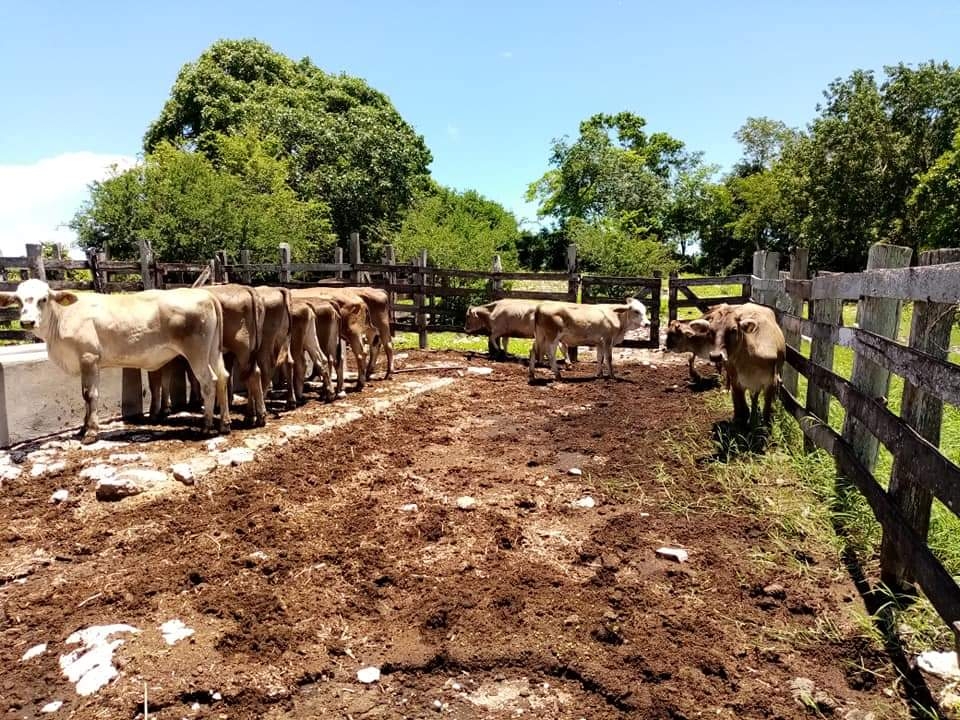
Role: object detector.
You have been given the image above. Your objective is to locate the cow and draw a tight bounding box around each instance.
[664,305,732,383]
[253,285,294,410]
[290,288,370,391]
[338,286,394,380]
[287,297,341,405]
[529,298,650,382]
[707,302,785,426]
[149,283,267,426]
[0,279,230,443]
[464,299,570,362]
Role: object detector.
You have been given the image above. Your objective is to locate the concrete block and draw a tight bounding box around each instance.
[0,345,146,448]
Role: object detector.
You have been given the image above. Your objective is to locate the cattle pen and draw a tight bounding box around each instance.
[1,238,960,717]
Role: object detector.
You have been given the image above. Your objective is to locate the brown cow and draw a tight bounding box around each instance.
[287,298,341,405]
[664,304,732,383]
[341,286,394,379]
[150,284,267,426]
[529,298,650,381]
[465,299,570,361]
[707,302,785,426]
[253,285,294,411]
[290,288,370,391]
[0,280,230,443]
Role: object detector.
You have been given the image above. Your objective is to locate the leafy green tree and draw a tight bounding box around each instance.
[71,133,333,263]
[144,38,432,245]
[733,116,797,174]
[517,227,568,270]
[908,127,960,249]
[526,112,686,239]
[393,185,520,270]
[664,162,720,259]
[568,219,677,277]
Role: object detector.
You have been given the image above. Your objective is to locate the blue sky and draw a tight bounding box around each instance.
[1,0,958,255]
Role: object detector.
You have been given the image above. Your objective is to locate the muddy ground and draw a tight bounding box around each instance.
[0,350,909,719]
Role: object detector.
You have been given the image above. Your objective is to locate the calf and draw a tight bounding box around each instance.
[664,304,733,382]
[287,298,340,405]
[708,302,785,426]
[465,299,570,361]
[0,280,230,443]
[529,298,649,382]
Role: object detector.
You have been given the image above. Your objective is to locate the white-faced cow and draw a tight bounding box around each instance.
[707,302,785,426]
[0,279,230,443]
[529,298,650,382]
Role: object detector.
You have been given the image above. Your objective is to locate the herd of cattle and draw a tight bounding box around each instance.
[0,279,785,448]
[467,296,786,426]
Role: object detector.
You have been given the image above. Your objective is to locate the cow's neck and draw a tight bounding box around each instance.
[36,302,64,344]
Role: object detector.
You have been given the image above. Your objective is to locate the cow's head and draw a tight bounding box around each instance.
[616,297,650,331]
[463,305,489,334]
[708,308,760,364]
[665,318,713,352]
[0,279,78,332]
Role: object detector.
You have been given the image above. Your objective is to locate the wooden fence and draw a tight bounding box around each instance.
[747,244,960,646]
[666,272,752,322]
[0,238,662,350]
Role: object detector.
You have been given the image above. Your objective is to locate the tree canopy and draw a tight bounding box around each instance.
[145,38,432,245]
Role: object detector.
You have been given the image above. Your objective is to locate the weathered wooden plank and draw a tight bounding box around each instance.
[779,312,960,410]
[787,346,960,514]
[99,261,141,272]
[157,263,210,273]
[492,290,570,302]
[807,260,960,303]
[842,243,913,475]
[43,260,91,271]
[0,256,30,267]
[0,330,36,341]
[779,386,960,629]
[882,248,960,591]
[749,277,783,292]
[673,295,751,309]
[670,274,751,287]
[287,263,354,273]
[44,281,95,291]
[103,282,143,293]
[581,275,662,287]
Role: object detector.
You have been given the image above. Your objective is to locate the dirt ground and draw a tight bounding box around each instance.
[0,349,909,719]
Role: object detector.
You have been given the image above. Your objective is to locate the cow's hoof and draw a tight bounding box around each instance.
[80,433,99,446]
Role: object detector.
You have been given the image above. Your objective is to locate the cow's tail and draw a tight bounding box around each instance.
[245,285,263,374]
[280,286,294,366]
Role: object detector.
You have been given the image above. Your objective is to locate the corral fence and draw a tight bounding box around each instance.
[741,244,960,649]
[666,272,753,322]
[0,236,662,351]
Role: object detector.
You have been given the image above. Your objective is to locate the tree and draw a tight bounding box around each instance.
[393,185,520,270]
[908,127,960,249]
[567,219,677,277]
[526,112,687,239]
[733,117,797,174]
[663,162,720,260]
[144,38,432,245]
[70,132,333,263]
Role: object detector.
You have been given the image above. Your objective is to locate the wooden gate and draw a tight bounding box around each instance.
[580,273,662,349]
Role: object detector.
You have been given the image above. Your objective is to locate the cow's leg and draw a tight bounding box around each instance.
[346,335,368,391]
[487,335,499,357]
[762,384,777,426]
[501,336,510,357]
[381,327,394,379]
[528,342,538,381]
[291,350,307,406]
[78,354,101,444]
[595,341,606,378]
[687,355,702,382]
[551,340,562,380]
[244,362,266,427]
[366,331,381,380]
[606,341,616,380]
[731,386,749,427]
[148,369,163,421]
[335,340,346,397]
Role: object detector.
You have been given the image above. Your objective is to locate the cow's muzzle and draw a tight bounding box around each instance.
[708,351,725,364]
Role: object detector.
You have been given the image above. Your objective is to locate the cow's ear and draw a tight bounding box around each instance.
[690,318,711,333]
[50,291,79,306]
[0,292,20,308]
[738,318,759,334]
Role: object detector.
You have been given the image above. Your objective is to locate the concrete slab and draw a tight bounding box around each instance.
[0,345,146,447]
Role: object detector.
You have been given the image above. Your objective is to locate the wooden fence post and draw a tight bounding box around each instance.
[751,250,780,307]
[214,250,228,284]
[334,247,344,280]
[804,276,843,453]
[382,244,395,324]
[566,243,579,362]
[239,248,252,285]
[279,243,292,284]
[782,248,809,397]
[880,247,960,591]
[492,255,503,299]
[26,244,46,281]
[416,249,428,349]
[138,238,155,290]
[668,270,679,323]
[650,270,662,346]
[840,242,913,475]
[349,232,361,284]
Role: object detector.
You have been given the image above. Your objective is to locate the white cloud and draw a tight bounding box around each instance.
[0,152,136,258]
